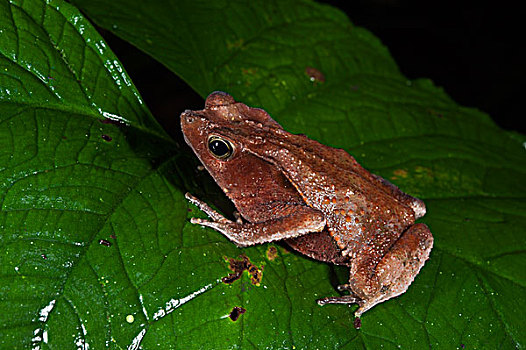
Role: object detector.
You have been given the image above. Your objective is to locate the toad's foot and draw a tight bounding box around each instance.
[317,294,363,329]
[316,284,360,304]
[317,295,361,306]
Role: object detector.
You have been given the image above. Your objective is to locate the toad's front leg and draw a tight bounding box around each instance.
[185,193,326,247]
[318,223,433,317]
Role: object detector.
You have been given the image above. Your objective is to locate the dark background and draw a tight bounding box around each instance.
[335,0,525,133]
[104,1,525,134]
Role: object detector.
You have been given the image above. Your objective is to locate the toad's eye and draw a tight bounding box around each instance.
[208,136,234,159]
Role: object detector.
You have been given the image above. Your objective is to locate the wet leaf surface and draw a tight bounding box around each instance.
[1,0,525,348]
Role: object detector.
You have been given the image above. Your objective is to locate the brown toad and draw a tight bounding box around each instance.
[181,91,433,321]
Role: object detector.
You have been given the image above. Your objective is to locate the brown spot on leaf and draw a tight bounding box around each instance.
[266,246,278,261]
[222,255,262,286]
[228,306,246,321]
[305,66,325,83]
[101,134,112,142]
[391,169,408,180]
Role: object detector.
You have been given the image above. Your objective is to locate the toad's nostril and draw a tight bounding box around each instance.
[181,110,196,124]
[183,113,194,123]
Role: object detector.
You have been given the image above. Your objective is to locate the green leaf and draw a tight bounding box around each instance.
[1,0,525,349]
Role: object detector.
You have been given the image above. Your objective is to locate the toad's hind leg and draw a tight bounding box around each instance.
[354,223,433,316]
[317,224,433,317]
